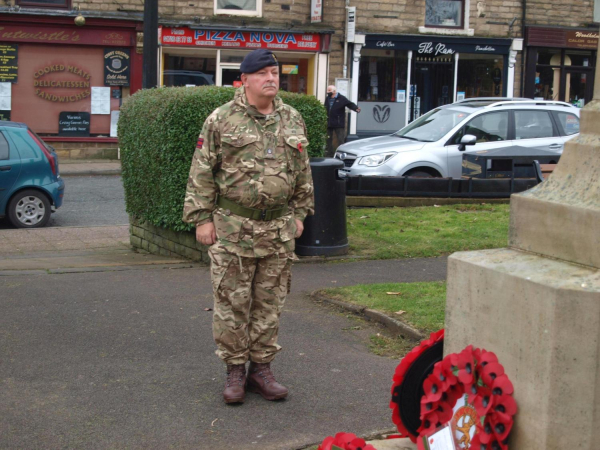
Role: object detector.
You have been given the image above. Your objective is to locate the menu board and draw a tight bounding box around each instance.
[0,44,18,83]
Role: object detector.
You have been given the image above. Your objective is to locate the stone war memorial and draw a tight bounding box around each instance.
[444,43,600,448]
[387,42,599,450]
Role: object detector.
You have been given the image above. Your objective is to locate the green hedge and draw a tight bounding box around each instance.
[118,86,328,231]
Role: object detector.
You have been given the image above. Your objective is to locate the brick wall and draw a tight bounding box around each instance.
[52,142,119,160]
[130,217,210,263]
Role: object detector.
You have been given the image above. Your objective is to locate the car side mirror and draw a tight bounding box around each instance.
[458,134,477,151]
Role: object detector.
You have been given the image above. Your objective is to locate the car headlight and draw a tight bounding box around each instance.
[357,152,397,167]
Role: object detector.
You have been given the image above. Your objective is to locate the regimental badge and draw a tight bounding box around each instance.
[196,137,204,149]
[272,54,278,64]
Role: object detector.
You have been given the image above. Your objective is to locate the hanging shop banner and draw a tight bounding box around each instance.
[365,34,511,55]
[311,0,322,23]
[58,111,90,137]
[0,43,18,83]
[104,48,130,86]
[0,24,135,46]
[160,28,321,51]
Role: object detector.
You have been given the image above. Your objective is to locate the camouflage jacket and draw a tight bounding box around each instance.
[182,86,315,258]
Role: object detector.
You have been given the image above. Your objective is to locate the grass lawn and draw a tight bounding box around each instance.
[321,281,446,335]
[320,281,447,358]
[346,203,510,259]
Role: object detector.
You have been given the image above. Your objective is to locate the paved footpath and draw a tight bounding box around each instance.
[0,251,446,450]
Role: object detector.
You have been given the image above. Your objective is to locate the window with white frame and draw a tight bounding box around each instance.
[425,0,464,28]
[215,0,261,16]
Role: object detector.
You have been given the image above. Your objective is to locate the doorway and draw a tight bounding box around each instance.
[410,57,454,121]
[218,63,241,87]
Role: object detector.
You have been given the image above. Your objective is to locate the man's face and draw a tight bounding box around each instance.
[327,87,336,96]
[242,66,280,100]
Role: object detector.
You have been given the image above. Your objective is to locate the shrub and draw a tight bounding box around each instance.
[118,86,327,231]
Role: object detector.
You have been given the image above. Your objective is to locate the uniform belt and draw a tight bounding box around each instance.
[216,196,288,221]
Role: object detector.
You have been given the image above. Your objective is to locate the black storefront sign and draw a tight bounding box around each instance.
[59,112,90,137]
[0,43,18,83]
[365,34,511,55]
[104,48,130,86]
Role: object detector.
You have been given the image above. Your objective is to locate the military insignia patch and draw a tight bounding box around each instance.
[197,137,204,149]
[272,54,278,64]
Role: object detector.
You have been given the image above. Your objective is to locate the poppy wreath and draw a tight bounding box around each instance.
[418,345,517,450]
[317,432,377,450]
[390,329,445,441]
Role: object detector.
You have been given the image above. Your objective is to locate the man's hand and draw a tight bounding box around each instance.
[356,107,361,113]
[196,222,217,246]
[294,219,304,238]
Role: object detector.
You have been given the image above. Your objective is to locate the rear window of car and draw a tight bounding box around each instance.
[6,128,39,159]
[514,110,555,140]
[0,132,8,160]
[553,111,580,136]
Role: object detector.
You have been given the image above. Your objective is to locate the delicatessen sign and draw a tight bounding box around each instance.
[160,27,321,51]
[33,64,91,103]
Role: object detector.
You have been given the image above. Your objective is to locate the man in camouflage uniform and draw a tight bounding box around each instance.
[182,49,314,404]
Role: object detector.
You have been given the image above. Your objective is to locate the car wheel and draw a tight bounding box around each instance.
[405,170,434,178]
[7,189,52,228]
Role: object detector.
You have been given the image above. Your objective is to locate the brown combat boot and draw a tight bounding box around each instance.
[246,362,289,401]
[223,364,246,404]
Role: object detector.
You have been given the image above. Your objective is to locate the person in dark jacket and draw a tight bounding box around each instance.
[324,85,361,157]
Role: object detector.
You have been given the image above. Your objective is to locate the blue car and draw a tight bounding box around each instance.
[0,122,65,228]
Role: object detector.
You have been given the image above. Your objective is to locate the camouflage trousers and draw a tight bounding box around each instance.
[208,245,293,365]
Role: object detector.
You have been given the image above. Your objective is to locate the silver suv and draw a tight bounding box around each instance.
[335,99,580,179]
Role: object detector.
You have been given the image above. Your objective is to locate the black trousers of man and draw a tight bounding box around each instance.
[326,127,345,158]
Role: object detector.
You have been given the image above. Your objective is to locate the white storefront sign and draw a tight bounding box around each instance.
[311,0,322,23]
[347,7,356,42]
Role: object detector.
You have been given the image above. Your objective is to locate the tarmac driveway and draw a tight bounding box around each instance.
[0,257,447,449]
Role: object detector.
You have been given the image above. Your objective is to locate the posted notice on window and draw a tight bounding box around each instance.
[0,82,10,110]
[91,87,111,114]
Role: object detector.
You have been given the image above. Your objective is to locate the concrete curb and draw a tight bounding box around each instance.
[60,169,122,177]
[311,292,424,340]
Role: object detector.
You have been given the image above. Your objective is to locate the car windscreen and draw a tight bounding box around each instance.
[394,108,470,142]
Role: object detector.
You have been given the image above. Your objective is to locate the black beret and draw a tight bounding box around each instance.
[240,49,278,74]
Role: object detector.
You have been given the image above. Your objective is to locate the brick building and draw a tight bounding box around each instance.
[0,0,596,151]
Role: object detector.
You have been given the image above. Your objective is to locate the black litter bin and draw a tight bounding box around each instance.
[295,158,349,256]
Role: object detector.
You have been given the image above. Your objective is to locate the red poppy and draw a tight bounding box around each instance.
[472,385,494,417]
[417,412,441,437]
[422,377,443,403]
[452,349,476,387]
[481,362,505,387]
[493,394,518,423]
[478,349,499,368]
[431,362,455,392]
[492,374,514,397]
[317,432,377,450]
[491,414,513,442]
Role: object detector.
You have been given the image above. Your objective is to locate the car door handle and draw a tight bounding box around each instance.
[0,165,11,171]
[549,144,562,149]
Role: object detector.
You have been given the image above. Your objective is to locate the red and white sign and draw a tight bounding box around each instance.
[311,0,323,23]
[161,27,321,52]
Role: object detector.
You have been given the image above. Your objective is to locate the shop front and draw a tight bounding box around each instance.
[351,34,514,139]
[0,15,141,157]
[159,27,330,98]
[524,27,598,108]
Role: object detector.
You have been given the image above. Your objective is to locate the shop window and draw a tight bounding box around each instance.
[358,49,407,102]
[457,54,504,99]
[16,0,70,8]
[163,55,216,87]
[553,112,580,136]
[215,0,261,16]
[425,0,464,28]
[514,111,554,140]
